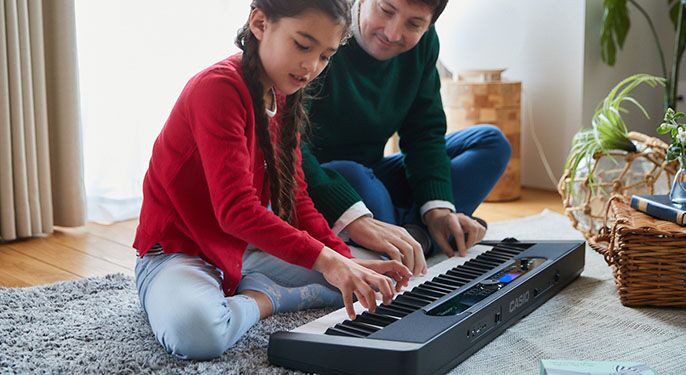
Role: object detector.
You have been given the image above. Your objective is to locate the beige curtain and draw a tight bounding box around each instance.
[0,0,85,241]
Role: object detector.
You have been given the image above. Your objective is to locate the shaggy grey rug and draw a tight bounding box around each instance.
[1,210,684,374]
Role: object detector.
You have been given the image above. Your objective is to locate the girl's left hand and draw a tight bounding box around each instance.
[352,258,412,292]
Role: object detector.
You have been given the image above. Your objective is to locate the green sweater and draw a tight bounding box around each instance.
[302,27,453,225]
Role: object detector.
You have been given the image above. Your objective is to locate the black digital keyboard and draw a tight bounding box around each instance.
[268,239,585,375]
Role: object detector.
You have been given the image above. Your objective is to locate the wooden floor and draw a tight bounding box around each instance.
[0,188,563,288]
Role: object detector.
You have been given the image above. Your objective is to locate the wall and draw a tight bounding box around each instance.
[75,0,252,222]
[436,0,673,190]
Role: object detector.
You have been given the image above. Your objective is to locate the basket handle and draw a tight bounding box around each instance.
[588,195,624,266]
[588,226,615,266]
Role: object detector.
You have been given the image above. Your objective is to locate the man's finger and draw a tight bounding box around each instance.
[412,242,427,276]
[380,243,403,263]
[390,238,415,275]
[449,222,466,257]
[434,233,455,257]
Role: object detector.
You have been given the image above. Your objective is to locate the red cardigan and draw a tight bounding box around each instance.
[133,54,351,295]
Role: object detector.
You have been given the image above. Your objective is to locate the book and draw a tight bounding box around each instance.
[540,359,659,375]
[630,194,686,226]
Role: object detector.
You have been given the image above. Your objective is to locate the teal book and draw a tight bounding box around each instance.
[630,194,686,226]
[540,359,659,375]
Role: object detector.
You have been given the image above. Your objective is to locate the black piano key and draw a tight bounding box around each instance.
[418,283,451,295]
[491,248,520,257]
[412,286,445,299]
[441,272,473,283]
[431,275,461,288]
[463,259,490,269]
[340,320,379,334]
[325,326,364,338]
[357,311,398,326]
[482,252,512,262]
[435,275,465,287]
[384,302,415,314]
[477,252,505,261]
[390,300,422,312]
[332,323,372,337]
[395,294,430,307]
[403,291,438,302]
[425,280,457,293]
[446,269,478,281]
[376,305,409,318]
[493,243,527,253]
[461,263,489,274]
[474,255,504,267]
[450,267,482,278]
[469,258,500,268]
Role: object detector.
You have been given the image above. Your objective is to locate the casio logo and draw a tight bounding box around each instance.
[509,290,530,313]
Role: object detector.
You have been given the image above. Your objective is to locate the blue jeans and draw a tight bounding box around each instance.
[323,125,511,249]
[135,248,342,360]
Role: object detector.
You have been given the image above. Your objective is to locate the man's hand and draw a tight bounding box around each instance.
[345,216,427,276]
[424,208,486,257]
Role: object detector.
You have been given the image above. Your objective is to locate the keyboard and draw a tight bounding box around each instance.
[267,239,585,375]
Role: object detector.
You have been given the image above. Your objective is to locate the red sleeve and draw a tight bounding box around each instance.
[293,136,353,258]
[186,72,324,269]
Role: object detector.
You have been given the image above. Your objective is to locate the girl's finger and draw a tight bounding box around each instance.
[363,283,378,313]
[373,274,394,305]
[342,289,355,320]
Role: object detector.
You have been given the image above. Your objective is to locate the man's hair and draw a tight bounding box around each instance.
[410,0,448,24]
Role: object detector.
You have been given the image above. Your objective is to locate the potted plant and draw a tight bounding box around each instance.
[601,0,686,110]
[558,74,677,239]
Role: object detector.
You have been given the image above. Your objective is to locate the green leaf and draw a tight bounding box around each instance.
[564,74,665,195]
[601,0,630,66]
[670,0,680,28]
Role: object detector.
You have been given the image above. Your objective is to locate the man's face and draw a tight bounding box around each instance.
[357,0,433,61]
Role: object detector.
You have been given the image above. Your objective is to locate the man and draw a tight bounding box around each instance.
[301,0,512,276]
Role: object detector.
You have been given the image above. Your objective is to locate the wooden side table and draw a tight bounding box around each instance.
[441,70,521,202]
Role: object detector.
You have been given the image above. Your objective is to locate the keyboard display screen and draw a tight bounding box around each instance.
[427,257,546,316]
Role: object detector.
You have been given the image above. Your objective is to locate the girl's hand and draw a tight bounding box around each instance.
[352,258,412,292]
[313,247,411,320]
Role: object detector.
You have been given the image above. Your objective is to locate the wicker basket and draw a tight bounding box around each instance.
[589,195,686,307]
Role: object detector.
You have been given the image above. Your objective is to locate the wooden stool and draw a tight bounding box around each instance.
[441,69,521,202]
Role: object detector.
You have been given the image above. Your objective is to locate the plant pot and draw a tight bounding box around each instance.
[669,157,686,206]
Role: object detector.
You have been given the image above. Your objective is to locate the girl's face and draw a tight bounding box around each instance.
[250,9,347,95]
[358,0,432,61]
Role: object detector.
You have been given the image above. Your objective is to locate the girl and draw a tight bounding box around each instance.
[133,0,411,361]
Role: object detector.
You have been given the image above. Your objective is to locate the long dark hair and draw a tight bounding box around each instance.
[235,0,351,224]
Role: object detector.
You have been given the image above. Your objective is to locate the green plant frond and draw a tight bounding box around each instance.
[614,74,664,100]
[563,74,664,195]
[621,96,651,118]
[601,0,630,66]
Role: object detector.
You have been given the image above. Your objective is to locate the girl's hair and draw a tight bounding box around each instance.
[235,1,351,224]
